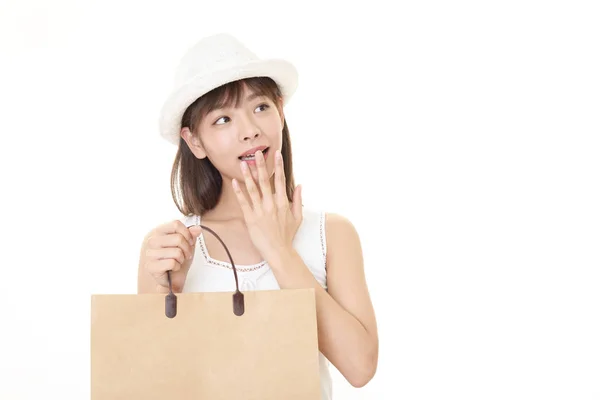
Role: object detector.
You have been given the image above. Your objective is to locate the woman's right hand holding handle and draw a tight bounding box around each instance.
[140,220,202,293]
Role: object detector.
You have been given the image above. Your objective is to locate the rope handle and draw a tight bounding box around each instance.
[165,224,244,318]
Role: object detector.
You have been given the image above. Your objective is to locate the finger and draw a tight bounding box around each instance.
[155,272,185,293]
[292,184,303,221]
[156,220,194,246]
[146,260,183,287]
[275,149,288,209]
[149,267,176,289]
[240,160,262,210]
[232,178,254,219]
[255,149,274,210]
[156,284,170,294]
[189,226,203,236]
[189,226,203,243]
[145,247,186,266]
[146,233,193,260]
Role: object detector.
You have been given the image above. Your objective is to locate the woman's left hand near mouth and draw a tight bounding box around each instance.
[232,148,303,263]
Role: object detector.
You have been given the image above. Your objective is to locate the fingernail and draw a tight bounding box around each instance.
[241,161,248,172]
[276,150,282,161]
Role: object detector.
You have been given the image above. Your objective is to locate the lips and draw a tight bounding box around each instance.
[238,146,269,160]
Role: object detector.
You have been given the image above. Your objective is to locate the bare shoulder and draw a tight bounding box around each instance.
[324,212,363,257]
[325,212,355,228]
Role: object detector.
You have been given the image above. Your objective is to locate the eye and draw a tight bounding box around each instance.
[214,116,230,125]
[255,103,270,112]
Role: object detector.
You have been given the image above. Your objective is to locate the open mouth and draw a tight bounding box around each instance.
[238,147,269,161]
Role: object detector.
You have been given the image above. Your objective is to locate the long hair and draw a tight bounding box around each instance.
[171,77,296,217]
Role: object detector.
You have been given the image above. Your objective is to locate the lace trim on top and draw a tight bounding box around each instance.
[194,215,267,273]
[320,212,327,270]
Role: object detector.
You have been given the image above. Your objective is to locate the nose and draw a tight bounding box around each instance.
[242,131,260,141]
[238,113,261,142]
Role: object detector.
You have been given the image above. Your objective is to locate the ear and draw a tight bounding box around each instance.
[180,127,207,159]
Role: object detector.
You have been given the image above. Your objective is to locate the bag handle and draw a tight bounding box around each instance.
[165,224,244,319]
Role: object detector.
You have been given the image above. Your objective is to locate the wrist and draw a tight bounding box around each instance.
[265,246,323,291]
[265,245,297,269]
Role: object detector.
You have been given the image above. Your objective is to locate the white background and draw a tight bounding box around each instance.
[1,0,599,399]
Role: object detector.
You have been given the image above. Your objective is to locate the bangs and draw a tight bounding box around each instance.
[205,77,281,113]
[182,77,282,133]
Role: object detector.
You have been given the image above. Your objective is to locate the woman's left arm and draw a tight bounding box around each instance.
[268,213,379,388]
[232,150,378,387]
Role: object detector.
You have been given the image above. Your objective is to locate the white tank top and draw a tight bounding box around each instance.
[180,207,333,400]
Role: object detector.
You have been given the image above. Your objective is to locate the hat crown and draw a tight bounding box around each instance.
[174,33,259,87]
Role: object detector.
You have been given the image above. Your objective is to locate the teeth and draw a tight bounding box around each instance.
[239,149,267,160]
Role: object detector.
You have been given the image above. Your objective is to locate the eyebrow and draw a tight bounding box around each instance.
[245,92,266,103]
[208,92,267,116]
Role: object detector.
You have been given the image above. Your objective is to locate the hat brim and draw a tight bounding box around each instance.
[159,58,298,145]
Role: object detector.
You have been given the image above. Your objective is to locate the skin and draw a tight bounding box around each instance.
[138,84,378,387]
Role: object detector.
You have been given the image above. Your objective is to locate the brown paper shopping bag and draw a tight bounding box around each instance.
[91,226,321,400]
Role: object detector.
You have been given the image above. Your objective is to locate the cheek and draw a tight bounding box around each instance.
[202,134,249,178]
[263,118,284,143]
[203,131,232,154]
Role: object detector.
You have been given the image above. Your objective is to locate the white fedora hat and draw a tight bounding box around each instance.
[158,33,299,145]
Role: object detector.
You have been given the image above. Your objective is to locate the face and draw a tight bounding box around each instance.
[183,84,285,184]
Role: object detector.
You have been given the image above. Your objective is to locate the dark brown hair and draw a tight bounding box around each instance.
[171,77,296,217]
